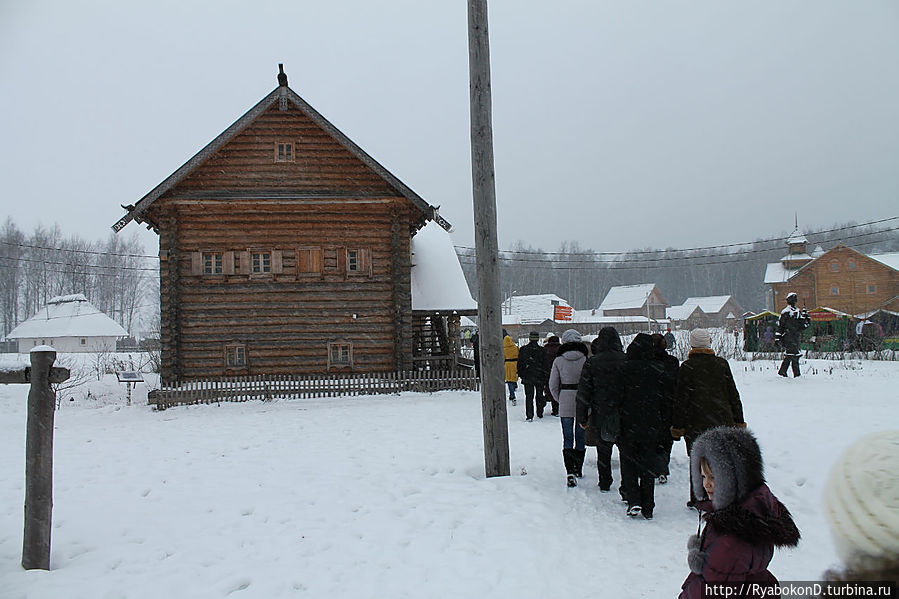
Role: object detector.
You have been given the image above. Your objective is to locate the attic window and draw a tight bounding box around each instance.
[830,260,839,272]
[830,286,839,296]
[848,260,856,269]
[81,338,86,345]
[868,284,876,294]
[275,142,293,162]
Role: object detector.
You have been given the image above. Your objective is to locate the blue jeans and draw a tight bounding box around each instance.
[561,417,585,450]
[506,381,517,399]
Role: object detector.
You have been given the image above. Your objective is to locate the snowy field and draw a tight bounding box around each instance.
[1,357,897,599]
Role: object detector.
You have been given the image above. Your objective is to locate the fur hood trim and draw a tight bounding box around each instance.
[688,348,716,357]
[704,485,801,548]
[691,426,765,510]
[558,341,588,358]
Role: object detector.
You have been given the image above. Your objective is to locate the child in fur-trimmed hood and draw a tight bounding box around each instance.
[679,426,800,599]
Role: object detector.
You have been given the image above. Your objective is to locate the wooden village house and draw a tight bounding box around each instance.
[113,66,475,384]
[764,226,899,315]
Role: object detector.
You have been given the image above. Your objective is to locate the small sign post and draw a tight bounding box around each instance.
[115,371,144,406]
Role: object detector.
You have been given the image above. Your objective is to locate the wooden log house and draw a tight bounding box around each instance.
[113,66,465,384]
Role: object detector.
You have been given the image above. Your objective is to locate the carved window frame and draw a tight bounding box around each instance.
[327,341,353,370]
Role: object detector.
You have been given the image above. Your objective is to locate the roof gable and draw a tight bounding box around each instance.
[114,81,444,232]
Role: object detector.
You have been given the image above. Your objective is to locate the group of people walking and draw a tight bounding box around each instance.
[478,302,898,595]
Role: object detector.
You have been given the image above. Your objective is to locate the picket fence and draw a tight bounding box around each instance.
[149,370,480,410]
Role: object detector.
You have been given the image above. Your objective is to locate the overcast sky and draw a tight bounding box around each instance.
[2,1,897,256]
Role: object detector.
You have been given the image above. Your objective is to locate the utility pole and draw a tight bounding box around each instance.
[467,0,510,478]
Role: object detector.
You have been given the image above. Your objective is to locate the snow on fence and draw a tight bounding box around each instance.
[149,370,480,409]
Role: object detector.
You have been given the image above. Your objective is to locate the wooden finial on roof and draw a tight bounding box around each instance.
[277,64,288,87]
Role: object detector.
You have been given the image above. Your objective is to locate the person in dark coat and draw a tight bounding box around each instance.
[776,292,810,377]
[541,335,561,417]
[651,333,679,484]
[679,426,800,599]
[576,327,625,493]
[517,331,546,421]
[671,328,746,506]
[615,333,670,519]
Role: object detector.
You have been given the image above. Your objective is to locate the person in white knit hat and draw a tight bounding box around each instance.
[822,430,899,585]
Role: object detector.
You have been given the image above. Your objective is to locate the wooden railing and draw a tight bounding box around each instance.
[148,369,480,410]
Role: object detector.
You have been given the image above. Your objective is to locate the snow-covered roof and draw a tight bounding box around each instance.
[502,294,570,324]
[811,245,825,258]
[411,222,477,312]
[598,284,656,311]
[764,262,795,284]
[780,253,813,262]
[666,305,703,321]
[869,252,899,272]
[460,316,476,328]
[680,295,734,314]
[787,227,808,245]
[7,295,128,339]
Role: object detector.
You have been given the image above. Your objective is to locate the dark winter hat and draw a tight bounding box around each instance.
[546,335,560,344]
[593,327,623,353]
[823,430,899,570]
[786,292,798,302]
[690,426,766,510]
[529,331,540,341]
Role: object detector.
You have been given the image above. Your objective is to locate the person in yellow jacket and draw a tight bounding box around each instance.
[503,330,519,405]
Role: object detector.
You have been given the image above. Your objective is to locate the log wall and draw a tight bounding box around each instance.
[146,101,426,383]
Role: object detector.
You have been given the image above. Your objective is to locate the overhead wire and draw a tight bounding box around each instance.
[454,216,899,257]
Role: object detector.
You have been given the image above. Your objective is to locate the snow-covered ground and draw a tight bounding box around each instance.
[1,357,897,599]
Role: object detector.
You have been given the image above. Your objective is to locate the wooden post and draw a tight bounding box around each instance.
[468,0,510,478]
[22,348,57,570]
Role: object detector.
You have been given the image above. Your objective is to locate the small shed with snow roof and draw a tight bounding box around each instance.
[7,294,127,353]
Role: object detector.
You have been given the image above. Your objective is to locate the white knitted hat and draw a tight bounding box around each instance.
[689,328,712,349]
[823,430,899,569]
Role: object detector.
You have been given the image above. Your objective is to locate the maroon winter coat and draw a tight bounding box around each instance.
[679,484,800,599]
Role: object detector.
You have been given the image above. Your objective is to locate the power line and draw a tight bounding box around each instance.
[0,240,156,260]
[0,255,158,272]
[454,216,899,257]
[455,226,899,265]
[457,236,899,270]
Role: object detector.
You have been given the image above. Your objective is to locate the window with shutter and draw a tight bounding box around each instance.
[297,248,323,276]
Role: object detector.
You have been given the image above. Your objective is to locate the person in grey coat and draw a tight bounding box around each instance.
[549,328,589,487]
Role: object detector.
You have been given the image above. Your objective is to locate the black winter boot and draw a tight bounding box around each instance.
[563,449,577,487]
[574,449,586,478]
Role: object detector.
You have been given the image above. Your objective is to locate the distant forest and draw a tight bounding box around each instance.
[456,220,899,313]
